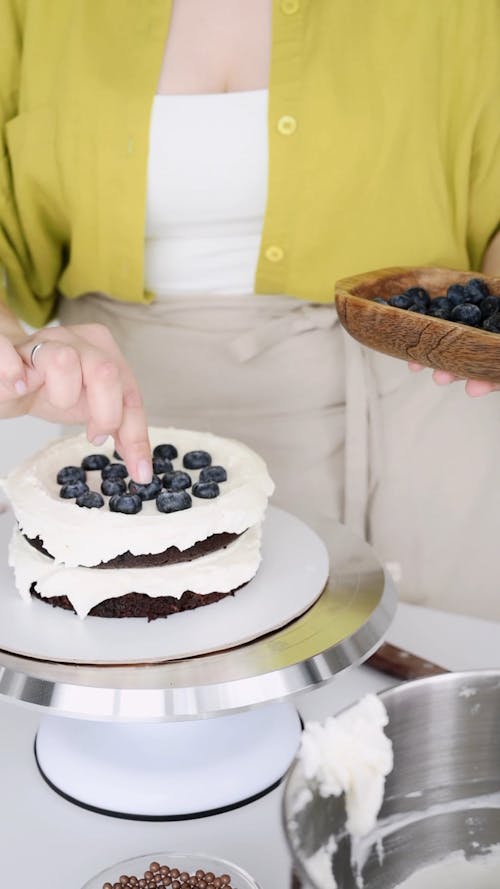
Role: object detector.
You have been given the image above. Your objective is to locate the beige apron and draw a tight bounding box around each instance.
[59,293,500,621]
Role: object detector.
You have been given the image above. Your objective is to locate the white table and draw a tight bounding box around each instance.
[0,603,498,888]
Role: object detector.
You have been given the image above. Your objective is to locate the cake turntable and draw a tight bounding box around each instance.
[0,506,396,819]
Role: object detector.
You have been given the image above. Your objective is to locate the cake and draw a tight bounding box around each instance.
[4,427,274,619]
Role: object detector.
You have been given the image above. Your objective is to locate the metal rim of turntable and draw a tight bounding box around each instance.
[0,523,397,721]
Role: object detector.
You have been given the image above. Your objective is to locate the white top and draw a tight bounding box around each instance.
[144,90,268,297]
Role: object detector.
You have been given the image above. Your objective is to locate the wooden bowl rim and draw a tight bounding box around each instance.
[335,264,500,293]
[334,266,500,344]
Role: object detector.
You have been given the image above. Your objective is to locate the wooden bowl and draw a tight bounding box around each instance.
[335,266,500,382]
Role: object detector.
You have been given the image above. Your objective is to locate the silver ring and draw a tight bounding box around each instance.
[30,342,44,368]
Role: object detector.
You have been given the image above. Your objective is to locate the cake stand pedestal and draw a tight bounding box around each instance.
[0,513,396,819]
[35,702,302,818]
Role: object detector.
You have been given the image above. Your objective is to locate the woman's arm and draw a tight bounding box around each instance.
[481,229,500,276]
[0,300,25,344]
[0,3,152,482]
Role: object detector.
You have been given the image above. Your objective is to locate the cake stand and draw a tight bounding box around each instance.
[0,507,396,819]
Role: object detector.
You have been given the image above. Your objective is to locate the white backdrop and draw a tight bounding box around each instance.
[1,416,57,477]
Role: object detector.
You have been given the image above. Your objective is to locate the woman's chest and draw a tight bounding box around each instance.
[156,0,272,95]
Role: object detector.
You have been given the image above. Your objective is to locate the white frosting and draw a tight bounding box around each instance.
[9,525,261,619]
[394,847,500,889]
[351,791,500,882]
[304,839,338,889]
[3,427,274,567]
[299,695,393,838]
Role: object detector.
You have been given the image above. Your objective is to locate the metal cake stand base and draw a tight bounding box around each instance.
[0,511,397,818]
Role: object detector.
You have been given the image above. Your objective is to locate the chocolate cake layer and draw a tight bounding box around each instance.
[25,530,241,568]
[30,584,240,621]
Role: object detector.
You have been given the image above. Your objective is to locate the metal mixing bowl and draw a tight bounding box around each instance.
[284,671,500,888]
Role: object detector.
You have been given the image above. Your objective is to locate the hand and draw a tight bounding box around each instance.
[407,362,500,397]
[0,323,152,482]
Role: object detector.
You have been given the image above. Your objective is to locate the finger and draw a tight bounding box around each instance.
[465,379,498,398]
[84,429,109,447]
[114,376,152,483]
[0,336,29,396]
[20,327,123,429]
[32,323,152,480]
[80,350,124,435]
[85,335,153,480]
[432,369,460,385]
[407,361,425,372]
[28,342,83,410]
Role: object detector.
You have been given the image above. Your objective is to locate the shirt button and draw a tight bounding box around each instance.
[265,245,284,263]
[277,115,297,136]
[281,0,300,13]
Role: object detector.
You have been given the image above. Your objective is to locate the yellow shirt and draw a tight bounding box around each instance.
[1,0,499,327]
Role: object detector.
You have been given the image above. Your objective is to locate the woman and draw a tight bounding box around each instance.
[1,0,499,617]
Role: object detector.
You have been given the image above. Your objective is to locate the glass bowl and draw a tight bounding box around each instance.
[81,851,261,889]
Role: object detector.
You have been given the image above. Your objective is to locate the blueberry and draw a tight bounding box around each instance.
[404,287,430,310]
[428,297,452,318]
[153,456,173,475]
[482,312,500,333]
[113,450,123,461]
[128,475,162,500]
[102,462,128,481]
[462,282,487,305]
[404,286,429,299]
[76,491,105,509]
[109,493,142,514]
[163,470,192,491]
[465,278,490,302]
[373,297,389,305]
[450,303,482,327]
[429,309,451,320]
[408,304,427,314]
[101,478,127,496]
[57,465,86,485]
[81,454,110,471]
[480,296,500,321]
[446,284,466,307]
[183,450,212,469]
[153,443,178,461]
[461,292,484,306]
[388,294,414,310]
[60,481,89,499]
[199,465,227,483]
[192,481,220,499]
[156,490,192,513]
